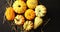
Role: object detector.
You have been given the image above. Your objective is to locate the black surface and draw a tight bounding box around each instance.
[0,0,60,32]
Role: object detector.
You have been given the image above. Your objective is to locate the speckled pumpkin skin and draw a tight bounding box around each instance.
[25,9,35,20]
[5,7,15,20]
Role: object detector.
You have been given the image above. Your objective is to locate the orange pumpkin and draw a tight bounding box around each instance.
[5,7,15,20]
[25,9,35,20]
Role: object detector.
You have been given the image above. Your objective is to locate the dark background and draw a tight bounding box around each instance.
[0,0,60,32]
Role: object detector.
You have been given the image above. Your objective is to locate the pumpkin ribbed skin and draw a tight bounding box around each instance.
[23,21,33,31]
[25,9,35,20]
[13,0,27,14]
[35,5,47,17]
[5,7,15,20]
[14,15,25,25]
[26,0,38,9]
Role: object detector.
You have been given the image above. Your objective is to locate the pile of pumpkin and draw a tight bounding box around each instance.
[5,0,47,31]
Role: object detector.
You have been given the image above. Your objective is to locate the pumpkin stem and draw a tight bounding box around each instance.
[18,5,21,7]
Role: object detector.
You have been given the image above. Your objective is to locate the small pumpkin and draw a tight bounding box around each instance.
[35,5,47,17]
[34,17,43,29]
[26,0,38,9]
[5,7,15,20]
[14,15,25,25]
[23,21,33,31]
[13,0,27,14]
[25,9,35,20]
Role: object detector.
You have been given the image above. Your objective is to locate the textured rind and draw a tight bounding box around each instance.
[25,9,35,20]
[23,21,33,31]
[35,5,47,17]
[14,15,25,25]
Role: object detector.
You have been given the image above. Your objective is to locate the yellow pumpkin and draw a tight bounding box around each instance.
[34,17,43,29]
[23,21,33,31]
[5,7,15,20]
[13,0,27,14]
[26,0,38,9]
[35,5,47,17]
[14,15,25,25]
